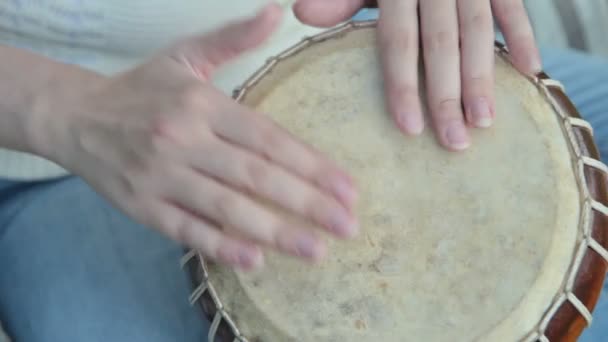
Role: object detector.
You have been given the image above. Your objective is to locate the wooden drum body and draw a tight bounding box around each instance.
[182,21,608,342]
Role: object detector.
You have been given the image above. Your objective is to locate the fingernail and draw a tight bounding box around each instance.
[397,112,424,135]
[330,209,358,238]
[470,98,493,128]
[332,176,357,207]
[295,234,321,259]
[445,121,470,150]
[237,247,261,270]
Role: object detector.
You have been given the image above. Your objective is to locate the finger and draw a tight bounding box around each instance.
[492,0,541,74]
[458,0,495,128]
[171,3,283,80]
[293,0,365,27]
[208,93,358,209]
[187,136,358,239]
[377,0,423,135]
[165,168,338,262]
[420,0,470,151]
[147,200,264,270]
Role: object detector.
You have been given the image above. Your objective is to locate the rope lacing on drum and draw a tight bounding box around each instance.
[524,61,608,342]
[180,251,249,342]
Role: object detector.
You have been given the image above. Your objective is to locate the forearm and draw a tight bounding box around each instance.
[0,44,103,155]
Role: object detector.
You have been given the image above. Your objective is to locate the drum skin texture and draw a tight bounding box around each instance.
[182,21,608,342]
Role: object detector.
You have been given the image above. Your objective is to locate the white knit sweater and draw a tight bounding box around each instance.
[0,0,323,180]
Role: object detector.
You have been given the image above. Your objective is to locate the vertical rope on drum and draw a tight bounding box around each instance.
[209,311,223,342]
[188,282,208,305]
[498,37,608,337]
[567,117,594,135]
[535,71,608,331]
[592,200,608,217]
[179,249,197,267]
[567,292,593,323]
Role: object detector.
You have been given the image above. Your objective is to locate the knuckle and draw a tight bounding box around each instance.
[251,210,281,246]
[257,124,284,153]
[424,30,459,52]
[262,125,282,147]
[267,220,285,247]
[124,138,170,181]
[304,194,332,226]
[465,13,493,32]
[121,152,159,187]
[464,74,491,85]
[149,110,211,148]
[149,125,172,152]
[154,208,187,241]
[462,74,494,98]
[213,193,239,223]
[433,98,462,119]
[465,76,494,98]
[156,209,208,250]
[243,158,271,193]
[119,166,143,196]
[380,28,417,52]
[149,114,178,142]
[175,83,207,111]
[297,188,334,225]
[388,83,419,102]
[494,0,525,21]
[173,217,197,245]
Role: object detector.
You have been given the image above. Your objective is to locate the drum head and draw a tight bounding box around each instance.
[186,21,608,342]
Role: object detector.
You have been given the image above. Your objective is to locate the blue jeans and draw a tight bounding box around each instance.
[2,16,608,342]
[0,177,209,341]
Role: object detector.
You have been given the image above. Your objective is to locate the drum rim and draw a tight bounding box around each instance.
[181,20,608,342]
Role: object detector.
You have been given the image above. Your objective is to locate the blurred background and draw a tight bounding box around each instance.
[525,0,608,60]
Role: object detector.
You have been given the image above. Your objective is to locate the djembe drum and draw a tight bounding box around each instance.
[181,20,608,341]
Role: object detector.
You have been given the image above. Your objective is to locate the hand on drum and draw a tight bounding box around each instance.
[294,0,541,151]
[36,4,358,271]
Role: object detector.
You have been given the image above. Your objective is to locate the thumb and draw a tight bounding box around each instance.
[293,0,364,27]
[171,3,283,80]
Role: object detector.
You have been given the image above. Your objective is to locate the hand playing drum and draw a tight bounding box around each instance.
[294,0,541,150]
[1,1,607,342]
[182,18,608,342]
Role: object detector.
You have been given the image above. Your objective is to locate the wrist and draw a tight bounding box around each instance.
[28,65,105,164]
